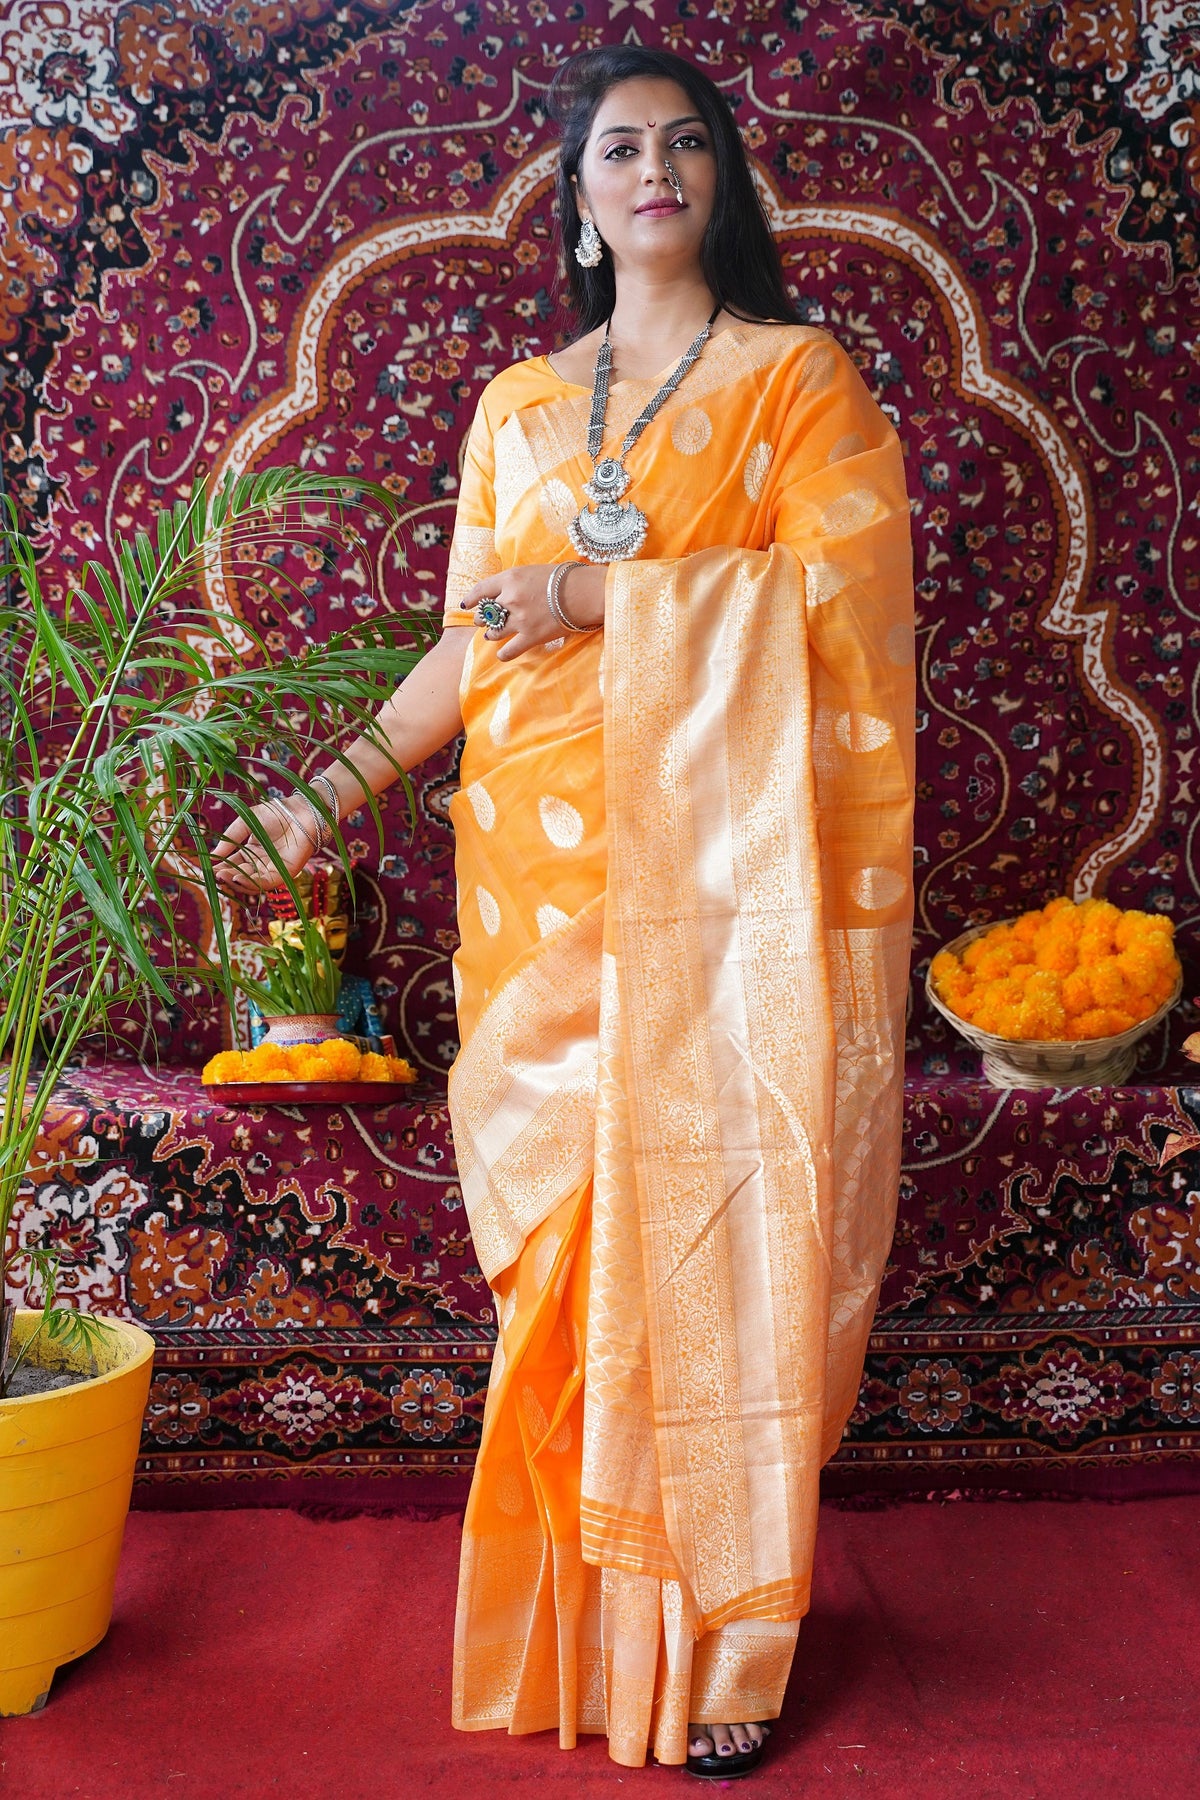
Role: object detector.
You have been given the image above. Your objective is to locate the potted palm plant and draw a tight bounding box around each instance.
[0,471,429,1714]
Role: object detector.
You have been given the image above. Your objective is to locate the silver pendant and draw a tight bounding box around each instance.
[570,307,717,564]
[585,457,631,502]
[567,456,648,563]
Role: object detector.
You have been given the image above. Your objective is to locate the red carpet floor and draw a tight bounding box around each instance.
[3,1497,1197,1799]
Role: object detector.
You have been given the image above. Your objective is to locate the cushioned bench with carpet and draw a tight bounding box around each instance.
[18,971,1200,1507]
[5,2,1200,1510]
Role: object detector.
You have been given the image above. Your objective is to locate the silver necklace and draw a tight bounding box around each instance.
[567,302,721,563]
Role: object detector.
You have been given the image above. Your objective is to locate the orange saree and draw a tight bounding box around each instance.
[440,324,914,1767]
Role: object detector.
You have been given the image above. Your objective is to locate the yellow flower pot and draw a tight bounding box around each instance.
[0,1310,154,1716]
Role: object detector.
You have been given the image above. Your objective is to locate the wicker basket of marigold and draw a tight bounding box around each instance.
[926,897,1182,1089]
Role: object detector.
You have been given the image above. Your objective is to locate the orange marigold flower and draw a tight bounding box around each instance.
[1069,1006,1127,1039]
[202,1050,248,1083]
[994,1003,1024,1038]
[1118,943,1165,996]
[1090,957,1128,1008]
[1078,934,1115,968]
[1113,912,1143,951]
[1034,937,1077,975]
[360,1052,391,1082]
[1061,970,1093,1017]
[1115,909,1174,949]
[1079,900,1120,950]
[1134,932,1178,973]
[387,1055,417,1082]
[935,980,973,1014]
[1079,897,1121,922]
[940,968,975,999]
[1018,1000,1067,1041]
[315,1038,362,1080]
[254,1058,297,1081]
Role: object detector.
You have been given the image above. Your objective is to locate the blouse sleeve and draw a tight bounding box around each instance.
[442,394,502,629]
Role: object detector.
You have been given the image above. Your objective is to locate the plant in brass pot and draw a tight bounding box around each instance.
[206,909,419,1088]
[239,911,345,1040]
[0,471,429,1714]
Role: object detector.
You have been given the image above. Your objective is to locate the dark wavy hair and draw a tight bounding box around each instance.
[545,46,799,334]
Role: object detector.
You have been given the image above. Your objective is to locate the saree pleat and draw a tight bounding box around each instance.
[444,324,914,1765]
[453,1173,801,1765]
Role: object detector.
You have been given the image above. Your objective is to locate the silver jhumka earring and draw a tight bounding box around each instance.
[575,218,603,268]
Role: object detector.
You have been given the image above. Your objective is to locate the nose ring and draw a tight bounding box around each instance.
[664,158,682,200]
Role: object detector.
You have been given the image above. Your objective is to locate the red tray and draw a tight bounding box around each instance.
[205,1081,418,1105]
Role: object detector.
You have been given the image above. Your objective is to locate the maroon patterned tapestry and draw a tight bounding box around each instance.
[5,0,1200,1501]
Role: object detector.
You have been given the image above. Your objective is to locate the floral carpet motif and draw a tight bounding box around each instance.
[19,1063,491,1495]
[3,0,1200,1497]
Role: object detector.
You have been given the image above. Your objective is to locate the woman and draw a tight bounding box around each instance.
[218,46,915,1778]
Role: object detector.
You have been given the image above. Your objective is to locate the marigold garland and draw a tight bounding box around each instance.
[202,1039,417,1085]
[930,898,1180,1043]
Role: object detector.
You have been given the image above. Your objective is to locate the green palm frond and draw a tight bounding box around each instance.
[0,469,433,1391]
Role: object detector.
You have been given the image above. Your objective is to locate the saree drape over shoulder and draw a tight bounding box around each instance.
[440,325,915,1768]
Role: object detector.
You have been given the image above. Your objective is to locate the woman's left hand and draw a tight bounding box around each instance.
[460,562,606,662]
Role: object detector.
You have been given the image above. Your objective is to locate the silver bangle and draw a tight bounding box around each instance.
[265,795,313,852]
[300,796,330,854]
[304,771,340,855]
[546,562,601,635]
[311,771,340,827]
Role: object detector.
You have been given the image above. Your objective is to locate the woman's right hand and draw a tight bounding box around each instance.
[212,797,316,896]
[459,561,607,661]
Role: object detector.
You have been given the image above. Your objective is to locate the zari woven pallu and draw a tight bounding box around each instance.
[441,324,915,1768]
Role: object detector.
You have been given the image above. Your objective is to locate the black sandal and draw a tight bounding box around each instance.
[685,1725,769,1780]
